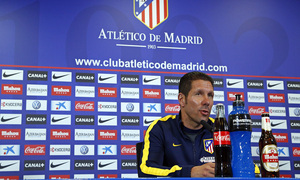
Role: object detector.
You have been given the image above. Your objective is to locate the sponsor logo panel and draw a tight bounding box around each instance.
[50,129,71,140]
[26,114,46,125]
[121,145,136,155]
[75,115,95,125]
[75,86,95,97]
[164,89,178,100]
[268,93,285,103]
[226,79,244,89]
[97,159,117,170]
[98,87,117,97]
[273,133,289,143]
[24,145,45,155]
[291,120,300,129]
[75,101,94,111]
[2,69,23,80]
[143,116,161,126]
[121,74,139,84]
[76,73,95,83]
[0,160,20,172]
[23,175,45,179]
[143,103,161,113]
[1,84,23,95]
[213,78,224,88]
[164,76,180,86]
[50,114,71,125]
[279,160,291,171]
[267,80,284,90]
[0,129,21,140]
[143,89,161,99]
[24,160,45,171]
[51,71,72,82]
[248,106,265,116]
[98,130,117,140]
[121,116,140,126]
[165,104,180,113]
[0,114,22,125]
[98,145,117,155]
[227,92,244,101]
[98,174,118,178]
[291,133,300,143]
[287,81,300,90]
[49,175,70,179]
[1,99,22,110]
[51,100,71,111]
[247,92,265,103]
[142,75,161,85]
[26,100,47,111]
[49,159,70,171]
[49,145,71,156]
[247,80,264,89]
[121,159,136,170]
[74,145,95,156]
[26,84,48,96]
[121,102,140,113]
[288,93,300,104]
[289,107,300,117]
[98,102,117,112]
[75,129,95,141]
[121,129,140,141]
[25,128,47,141]
[98,73,117,84]
[27,70,48,81]
[0,145,20,156]
[74,160,94,170]
[213,91,224,102]
[51,85,72,96]
[98,115,117,126]
[121,87,139,99]
[293,147,300,157]
[269,107,286,117]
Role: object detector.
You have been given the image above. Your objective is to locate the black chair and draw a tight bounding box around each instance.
[136,141,144,177]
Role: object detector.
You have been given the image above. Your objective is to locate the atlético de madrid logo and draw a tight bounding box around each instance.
[134,0,168,30]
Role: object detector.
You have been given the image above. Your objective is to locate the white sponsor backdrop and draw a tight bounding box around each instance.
[0,0,300,178]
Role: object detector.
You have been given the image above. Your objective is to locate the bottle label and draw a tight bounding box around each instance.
[261,116,272,131]
[214,131,231,146]
[261,144,279,172]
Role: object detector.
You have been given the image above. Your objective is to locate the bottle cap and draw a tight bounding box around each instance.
[233,94,244,106]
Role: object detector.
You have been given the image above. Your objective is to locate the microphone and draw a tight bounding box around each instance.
[200,120,213,133]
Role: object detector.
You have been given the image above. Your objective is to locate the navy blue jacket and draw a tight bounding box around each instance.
[140,113,215,177]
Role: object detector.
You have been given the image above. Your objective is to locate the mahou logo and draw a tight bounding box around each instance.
[143,89,161,99]
[51,85,71,96]
[293,147,300,157]
[0,129,21,139]
[227,92,244,101]
[121,145,136,155]
[165,104,180,113]
[268,93,285,103]
[75,101,94,111]
[50,129,71,140]
[248,106,265,116]
[98,175,118,178]
[24,145,46,155]
[1,84,23,95]
[98,87,117,97]
[98,130,117,140]
[273,133,288,143]
[49,175,70,179]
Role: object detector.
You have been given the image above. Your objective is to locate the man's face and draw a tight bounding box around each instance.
[179,79,214,129]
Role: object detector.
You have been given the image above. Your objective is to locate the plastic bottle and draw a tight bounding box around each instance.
[228,94,255,177]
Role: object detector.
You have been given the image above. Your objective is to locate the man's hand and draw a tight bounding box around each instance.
[191,163,215,177]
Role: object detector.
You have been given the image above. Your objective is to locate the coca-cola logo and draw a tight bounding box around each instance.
[165,104,180,113]
[214,131,231,145]
[24,145,46,155]
[248,106,265,115]
[293,147,300,157]
[121,145,136,155]
[75,101,94,111]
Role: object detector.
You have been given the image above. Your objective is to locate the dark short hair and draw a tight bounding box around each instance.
[179,71,214,97]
